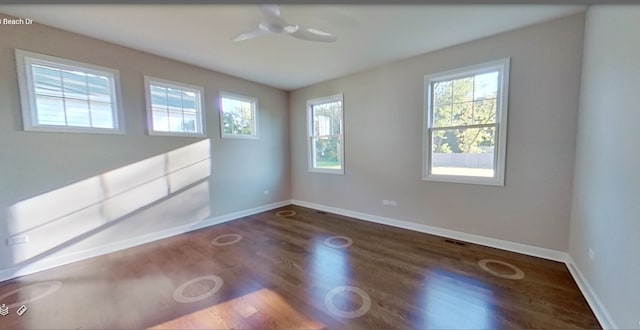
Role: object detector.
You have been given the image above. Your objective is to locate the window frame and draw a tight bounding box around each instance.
[218,91,259,140]
[144,76,206,138]
[307,93,345,175]
[15,49,124,134]
[423,58,510,186]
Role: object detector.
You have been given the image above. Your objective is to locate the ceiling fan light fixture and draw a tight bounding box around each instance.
[284,25,300,33]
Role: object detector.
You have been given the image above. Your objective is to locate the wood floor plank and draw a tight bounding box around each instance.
[0,205,600,329]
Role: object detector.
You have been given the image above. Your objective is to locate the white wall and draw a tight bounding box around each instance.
[290,14,584,252]
[0,14,290,273]
[569,6,640,329]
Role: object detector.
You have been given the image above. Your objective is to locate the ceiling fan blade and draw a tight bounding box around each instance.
[232,28,268,42]
[260,4,289,29]
[260,4,280,17]
[290,27,337,43]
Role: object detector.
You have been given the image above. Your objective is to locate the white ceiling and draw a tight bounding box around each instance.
[0,4,586,90]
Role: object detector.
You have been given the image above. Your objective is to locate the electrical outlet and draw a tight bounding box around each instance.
[7,235,30,246]
[389,200,397,206]
[382,200,390,206]
[588,248,595,260]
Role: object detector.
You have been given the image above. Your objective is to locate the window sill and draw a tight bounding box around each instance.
[148,131,206,138]
[309,168,345,175]
[24,125,125,135]
[221,134,260,140]
[423,174,504,186]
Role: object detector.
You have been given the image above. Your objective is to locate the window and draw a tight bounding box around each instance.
[307,94,344,174]
[15,49,123,134]
[145,76,205,137]
[219,91,258,139]
[424,58,510,186]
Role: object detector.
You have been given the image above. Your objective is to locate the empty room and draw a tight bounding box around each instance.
[0,3,637,329]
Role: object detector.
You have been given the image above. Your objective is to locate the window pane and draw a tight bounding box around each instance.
[152,107,169,132]
[312,109,321,136]
[433,81,452,107]
[433,104,452,128]
[35,95,65,125]
[222,98,237,134]
[221,100,234,135]
[65,99,90,127]
[167,88,183,110]
[87,75,111,103]
[312,101,342,136]
[330,102,342,135]
[181,93,198,133]
[452,77,473,103]
[221,96,255,136]
[168,108,184,133]
[33,65,63,98]
[317,115,331,136]
[451,101,473,126]
[151,86,168,108]
[312,136,342,170]
[225,100,244,134]
[148,82,203,135]
[183,112,197,133]
[431,126,496,177]
[182,91,196,110]
[62,70,88,101]
[90,102,114,129]
[473,99,496,124]
[474,72,499,100]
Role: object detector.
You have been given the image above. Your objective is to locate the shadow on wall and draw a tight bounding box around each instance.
[3,139,212,273]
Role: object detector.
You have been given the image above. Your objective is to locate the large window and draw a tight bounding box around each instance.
[307,94,344,174]
[15,49,123,134]
[145,76,205,137]
[424,58,510,186]
[219,91,258,139]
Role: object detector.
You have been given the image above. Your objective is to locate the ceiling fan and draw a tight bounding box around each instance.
[232,5,337,43]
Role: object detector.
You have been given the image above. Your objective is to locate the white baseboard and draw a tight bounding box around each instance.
[291,199,567,262]
[0,200,290,282]
[565,257,617,329]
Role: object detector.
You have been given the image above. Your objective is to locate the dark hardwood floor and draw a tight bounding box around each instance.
[0,205,600,329]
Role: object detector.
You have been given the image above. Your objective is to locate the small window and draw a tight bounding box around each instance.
[15,49,123,134]
[424,58,510,186]
[145,76,205,137]
[219,91,258,139]
[307,94,344,175]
